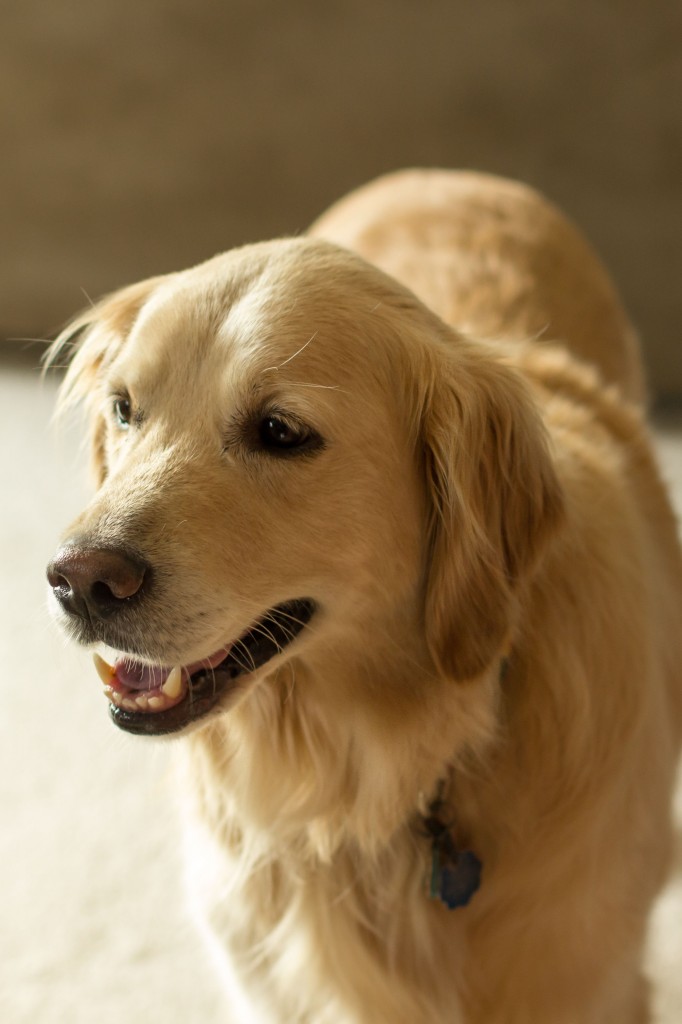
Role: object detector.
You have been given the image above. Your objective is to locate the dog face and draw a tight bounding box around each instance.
[47,238,561,736]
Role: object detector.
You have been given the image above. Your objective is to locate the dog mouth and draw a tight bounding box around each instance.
[92,598,316,736]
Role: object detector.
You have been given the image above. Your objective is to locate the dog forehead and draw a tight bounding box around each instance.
[115,238,414,407]
[216,284,347,382]
[212,250,418,387]
[111,260,255,389]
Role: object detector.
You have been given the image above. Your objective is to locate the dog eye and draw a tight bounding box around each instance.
[257,415,322,455]
[259,416,305,449]
[113,396,132,428]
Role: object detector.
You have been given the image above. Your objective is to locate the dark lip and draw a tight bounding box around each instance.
[109,598,317,737]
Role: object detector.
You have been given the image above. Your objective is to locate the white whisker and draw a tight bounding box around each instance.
[283,381,348,393]
[281,661,297,704]
[231,640,258,674]
[267,331,318,372]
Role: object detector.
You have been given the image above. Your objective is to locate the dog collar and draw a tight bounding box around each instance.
[421,794,482,910]
[419,657,508,910]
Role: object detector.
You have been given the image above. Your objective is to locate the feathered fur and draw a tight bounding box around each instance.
[47,170,682,1023]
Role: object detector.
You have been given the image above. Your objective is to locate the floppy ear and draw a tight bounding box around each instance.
[421,340,563,681]
[45,277,164,484]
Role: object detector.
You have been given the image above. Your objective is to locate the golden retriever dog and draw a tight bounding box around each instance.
[46,169,682,1023]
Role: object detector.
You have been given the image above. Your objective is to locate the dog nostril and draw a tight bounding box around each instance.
[47,545,149,620]
[96,562,146,601]
[46,568,69,591]
[91,578,135,606]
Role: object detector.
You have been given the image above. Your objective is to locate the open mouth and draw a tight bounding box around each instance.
[92,598,316,736]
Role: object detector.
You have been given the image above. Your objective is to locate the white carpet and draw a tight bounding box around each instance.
[1,362,680,1023]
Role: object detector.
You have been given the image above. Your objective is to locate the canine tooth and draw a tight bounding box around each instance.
[161,666,183,699]
[93,652,115,686]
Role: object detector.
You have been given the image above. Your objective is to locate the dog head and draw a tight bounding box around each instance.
[46,238,562,736]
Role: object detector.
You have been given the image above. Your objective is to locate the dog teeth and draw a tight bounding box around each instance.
[98,657,185,715]
[161,665,183,699]
[93,652,115,685]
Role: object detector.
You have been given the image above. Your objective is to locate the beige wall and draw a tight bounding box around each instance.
[1,0,680,397]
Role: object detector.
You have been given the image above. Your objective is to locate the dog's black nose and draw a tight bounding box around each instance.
[47,544,149,621]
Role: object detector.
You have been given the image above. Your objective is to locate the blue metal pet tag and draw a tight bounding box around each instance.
[430,843,482,910]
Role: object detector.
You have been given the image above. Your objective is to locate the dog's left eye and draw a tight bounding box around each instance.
[113,396,132,428]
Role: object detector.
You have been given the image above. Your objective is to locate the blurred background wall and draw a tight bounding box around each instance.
[1,0,680,398]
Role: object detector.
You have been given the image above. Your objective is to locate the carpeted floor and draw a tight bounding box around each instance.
[1,359,681,1023]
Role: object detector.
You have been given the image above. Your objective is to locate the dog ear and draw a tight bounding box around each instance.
[420,340,563,681]
[45,277,164,484]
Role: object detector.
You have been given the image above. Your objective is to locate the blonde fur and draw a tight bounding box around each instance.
[48,170,682,1022]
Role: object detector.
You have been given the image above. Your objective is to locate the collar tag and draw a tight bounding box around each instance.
[429,835,482,910]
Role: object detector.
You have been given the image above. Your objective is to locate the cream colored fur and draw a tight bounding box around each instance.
[50,170,682,1022]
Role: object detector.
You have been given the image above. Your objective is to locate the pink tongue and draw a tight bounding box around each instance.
[113,645,232,691]
[114,660,170,691]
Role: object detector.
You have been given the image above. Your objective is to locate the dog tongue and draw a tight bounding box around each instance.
[112,644,232,692]
[114,660,170,691]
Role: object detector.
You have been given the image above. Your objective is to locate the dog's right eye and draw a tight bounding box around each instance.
[259,416,306,449]
[254,413,324,457]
